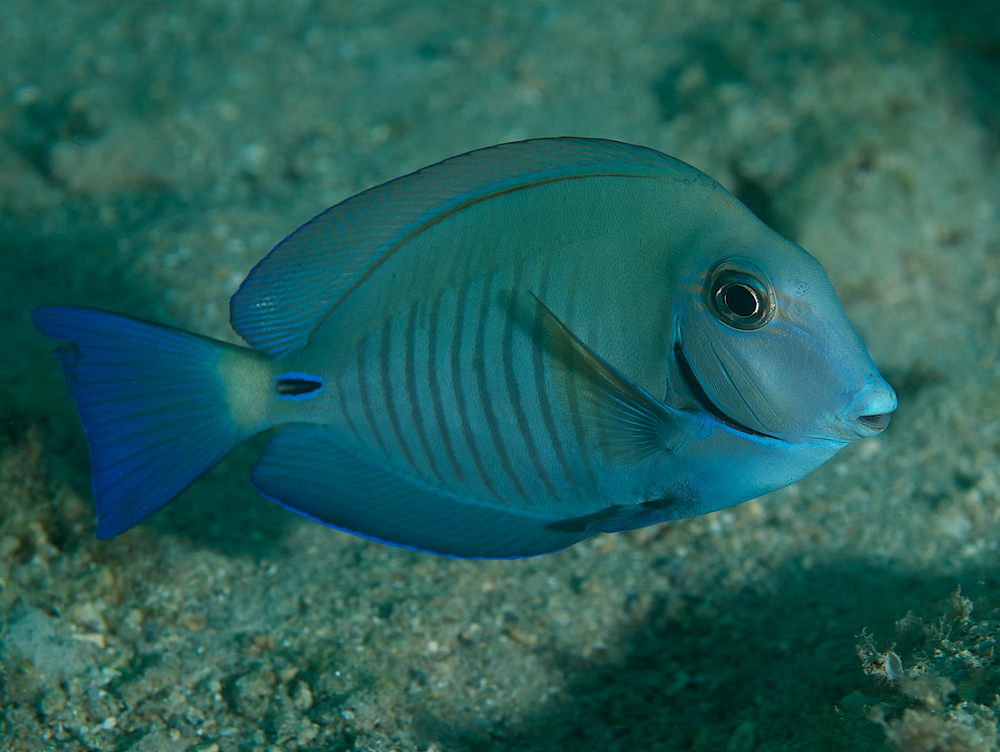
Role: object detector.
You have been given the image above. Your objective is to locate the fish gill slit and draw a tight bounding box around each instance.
[427,293,464,483]
[404,300,443,483]
[474,276,528,503]
[380,317,419,474]
[356,334,391,460]
[451,281,500,499]
[709,338,776,426]
[503,266,558,501]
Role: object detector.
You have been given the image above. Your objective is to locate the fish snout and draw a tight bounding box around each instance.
[838,378,897,439]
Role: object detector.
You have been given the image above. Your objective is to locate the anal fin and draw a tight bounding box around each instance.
[250,424,595,559]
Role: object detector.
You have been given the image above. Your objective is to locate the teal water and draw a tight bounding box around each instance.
[2,1,1000,750]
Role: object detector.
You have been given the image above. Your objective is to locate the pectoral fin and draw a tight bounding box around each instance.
[518,292,695,464]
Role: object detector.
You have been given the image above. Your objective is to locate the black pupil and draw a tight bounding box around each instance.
[723,284,758,317]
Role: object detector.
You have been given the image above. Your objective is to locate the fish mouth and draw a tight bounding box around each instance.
[857,413,891,431]
[673,342,776,440]
[838,382,895,438]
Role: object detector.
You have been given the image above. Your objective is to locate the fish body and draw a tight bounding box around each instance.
[32,138,896,558]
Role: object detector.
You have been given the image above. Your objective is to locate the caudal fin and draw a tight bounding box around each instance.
[31,306,246,539]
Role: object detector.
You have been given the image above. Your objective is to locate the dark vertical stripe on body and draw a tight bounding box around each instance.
[336,370,363,445]
[427,294,464,482]
[530,261,575,490]
[473,278,528,502]
[560,274,598,488]
[356,335,390,459]
[404,302,443,482]
[380,317,418,472]
[566,361,598,488]
[502,269,557,500]
[451,282,498,497]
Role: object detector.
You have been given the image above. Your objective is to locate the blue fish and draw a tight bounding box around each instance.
[32,138,896,558]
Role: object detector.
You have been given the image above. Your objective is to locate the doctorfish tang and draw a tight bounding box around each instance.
[32,137,897,558]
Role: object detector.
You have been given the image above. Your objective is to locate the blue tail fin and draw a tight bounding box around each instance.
[31,306,245,539]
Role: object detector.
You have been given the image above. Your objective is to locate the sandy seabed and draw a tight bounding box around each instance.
[2,0,1000,750]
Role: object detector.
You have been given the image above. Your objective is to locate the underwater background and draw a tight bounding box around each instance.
[2,0,1000,749]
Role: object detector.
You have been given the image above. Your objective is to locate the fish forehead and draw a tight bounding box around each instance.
[669,211,857,348]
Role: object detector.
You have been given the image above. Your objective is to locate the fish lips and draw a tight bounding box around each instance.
[835,381,897,439]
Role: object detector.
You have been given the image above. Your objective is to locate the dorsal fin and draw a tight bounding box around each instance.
[230,138,691,359]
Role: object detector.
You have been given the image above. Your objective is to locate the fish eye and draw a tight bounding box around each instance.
[707,260,775,330]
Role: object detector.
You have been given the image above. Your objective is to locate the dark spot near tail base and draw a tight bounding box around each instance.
[274,373,324,401]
